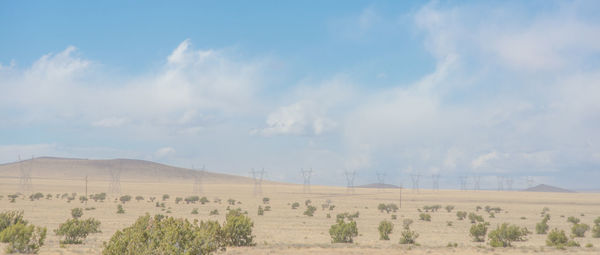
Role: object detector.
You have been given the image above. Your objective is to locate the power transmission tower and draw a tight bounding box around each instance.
[193,165,205,194]
[376,171,386,192]
[84,175,88,205]
[473,175,481,191]
[300,168,313,194]
[526,177,535,188]
[250,168,265,196]
[18,155,33,193]
[398,183,403,208]
[459,176,468,191]
[496,176,504,191]
[505,177,514,191]
[431,174,440,191]
[344,170,356,194]
[109,161,121,194]
[410,174,421,193]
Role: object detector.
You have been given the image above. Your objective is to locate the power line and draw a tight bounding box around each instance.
[300,168,313,194]
[344,170,356,194]
[431,174,440,191]
[473,175,481,191]
[250,168,265,196]
[18,155,33,193]
[459,176,468,191]
[410,173,421,193]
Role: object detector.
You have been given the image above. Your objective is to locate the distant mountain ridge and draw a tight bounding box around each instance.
[0,157,252,184]
[523,184,575,193]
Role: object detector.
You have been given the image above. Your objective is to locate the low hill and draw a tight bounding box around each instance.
[523,184,575,193]
[0,157,252,184]
[356,183,400,189]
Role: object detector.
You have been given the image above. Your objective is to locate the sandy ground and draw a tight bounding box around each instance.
[0,179,599,254]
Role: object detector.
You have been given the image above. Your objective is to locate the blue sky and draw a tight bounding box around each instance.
[1,1,599,190]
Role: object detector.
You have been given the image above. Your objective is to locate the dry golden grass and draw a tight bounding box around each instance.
[0,178,599,254]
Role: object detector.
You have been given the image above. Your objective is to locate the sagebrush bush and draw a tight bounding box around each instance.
[378,220,393,240]
[567,216,580,224]
[185,196,200,204]
[456,211,467,220]
[71,208,83,219]
[536,214,550,234]
[592,217,600,238]
[488,223,528,247]
[546,228,579,248]
[262,197,270,204]
[445,205,455,213]
[470,222,489,242]
[257,206,264,216]
[175,197,183,204]
[222,209,255,246]
[116,204,125,214]
[54,218,101,244]
[29,193,44,201]
[468,213,484,223]
[291,202,300,209]
[102,214,225,255]
[423,205,441,212]
[419,213,431,221]
[210,209,219,215]
[191,208,199,215]
[119,195,131,204]
[200,197,210,204]
[135,196,144,202]
[304,205,317,217]
[402,219,414,229]
[571,223,589,237]
[329,218,358,243]
[162,194,169,201]
[0,211,27,232]
[0,222,47,254]
[91,193,106,202]
[399,228,419,244]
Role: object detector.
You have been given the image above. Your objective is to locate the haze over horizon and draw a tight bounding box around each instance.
[1,1,600,190]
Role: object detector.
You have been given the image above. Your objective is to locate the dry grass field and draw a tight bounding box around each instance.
[1,158,599,254]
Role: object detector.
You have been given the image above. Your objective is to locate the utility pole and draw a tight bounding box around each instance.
[85,175,88,205]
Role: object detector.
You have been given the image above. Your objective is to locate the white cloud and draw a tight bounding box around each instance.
[155,147,176,158]
[92,117,129,128]
[471,151,498,169]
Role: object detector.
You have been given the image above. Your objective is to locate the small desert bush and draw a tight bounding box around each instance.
[185,196,200,204]
[162,194,170,201]
[399,228,419,244]
[423,205,441,212]
[0,222,47,254]
[222,209,255,246]
[29,193,44,201]
[291,202,300,209]
[470,222,489,242]
[567,216,580,224]
[102,214,226,255]
[402,219,414,229]
[191,208,199,215]
[91,193,106,202]
[79,196,88,203]
[54,218,101,244]
[200,197,210,204]
[262,197,270,204]
[329,218,358,243]
[257,206,264,216]
[456,211,467,220]
[119,195,131,204]
[546,228,579,248]
[116,204,125,214]
[0,211,28,232]
[71,208,83,219]
[175,197,183,204]
[304,205,317,217]
[468,212,484,223]
[536,214,550,234]
[445,205,455,213]
[135,196,144,202]
[571,223,589,237]
[419,213,431,221]
[488,223,528,247]
[592,217,600,238]
[210,209,219,216]
[227,199,236,205]
[378,220,394,240]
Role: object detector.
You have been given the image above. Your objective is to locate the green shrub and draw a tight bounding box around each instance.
[468,213,484,223]
[116,204,125,214]
[162,194,170,201]
[200,197,210,204]
[378,220,393,240]
[567,216,580,224]
[79,196,88,203]
[210,209,219,215]
[419,213,431,221]
[0,211,28,232]
[191,208,199,215]
[305,200,311,206]
[102,214,225,255]
[536,214,550,234]
[456,211,467,220]
[399,228,419,244]
[0,223,46,254]
[8,194,18,203]
[227,199,236,205]
[546,228,579,248]
[445,205,455,213]
[135,196,144,202]
[391,214,397,220]
[29,193,44,201]
[488,223,528,247]
[593,222,600,238]
[423,205,441,212]
[222,209,254,246]
[571,223,589,237]
[71,208,83,219]
[257,206,264,216]
[484,206,502,213]
[264,206,271,211]
[262,197,270,204]
[45,194,52,200]
[54,218,101,244]
[470,222,489,242]
[336,212,359,222]
[304,205,317,217]
[291,202,300,209]
[476,205,482,211]
[175,197,183,204]
[119,195,131,204]
[91,193,106,202]
[585,243,593,248]
[329,218,358,243]
[185,196,200,204]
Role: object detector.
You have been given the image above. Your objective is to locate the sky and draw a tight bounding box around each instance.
[1,1,599,190]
